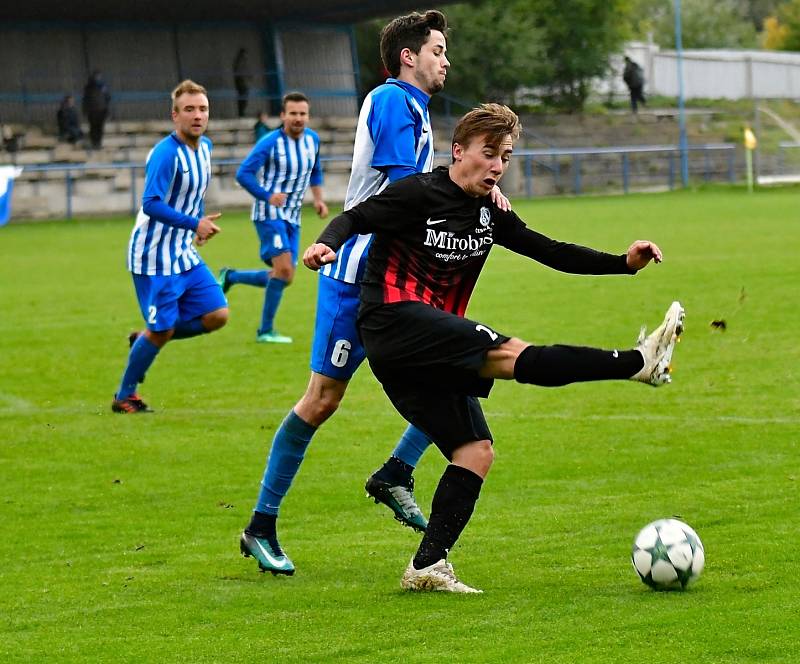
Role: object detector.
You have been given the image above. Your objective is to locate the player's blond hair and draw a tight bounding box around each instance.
[451,104,521,152]
[171,80,208,110]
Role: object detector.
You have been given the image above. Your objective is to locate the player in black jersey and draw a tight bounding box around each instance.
[304,104,684,593]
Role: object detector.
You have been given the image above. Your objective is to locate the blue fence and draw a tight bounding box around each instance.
[17,144,741,220]
[513,144,737,197]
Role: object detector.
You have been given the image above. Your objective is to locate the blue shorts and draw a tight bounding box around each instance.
[132,264,227,332]
[310,274,367,381]
[255,219,300,266]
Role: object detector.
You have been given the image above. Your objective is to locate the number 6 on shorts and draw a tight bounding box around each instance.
[331,339,352,368]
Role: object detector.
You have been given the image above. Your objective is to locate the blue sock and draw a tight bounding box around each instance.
[229,269,270,287]
[391,424,431,468]
[258,277,287,335]
[172,316,207,340]
[116,335,160,400]
[255,411,317,515]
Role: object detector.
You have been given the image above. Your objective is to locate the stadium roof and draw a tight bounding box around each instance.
[8,1,457,22]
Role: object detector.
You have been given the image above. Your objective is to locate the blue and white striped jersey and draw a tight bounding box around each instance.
[236,127,323,226]
[321,79,435,284]
[127,133,212,276]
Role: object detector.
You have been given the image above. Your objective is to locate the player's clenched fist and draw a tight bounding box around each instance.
[303,243,336,270]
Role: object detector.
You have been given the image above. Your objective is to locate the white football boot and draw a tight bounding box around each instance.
[631,301,685,386]
[401,558,482,594]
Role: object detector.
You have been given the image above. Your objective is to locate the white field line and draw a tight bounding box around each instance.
[0,403,797,426]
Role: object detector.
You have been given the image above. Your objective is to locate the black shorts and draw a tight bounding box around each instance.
[359,302,510,458]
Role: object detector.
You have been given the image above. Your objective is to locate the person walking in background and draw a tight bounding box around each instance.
[623,56,646,114]
[82,71,111,148]
[111,80,228,414]
[57,95,83,144]
[219,92,327,344]
[233,48,251,118]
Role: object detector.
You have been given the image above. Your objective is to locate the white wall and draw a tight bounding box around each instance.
[602,41,800,100]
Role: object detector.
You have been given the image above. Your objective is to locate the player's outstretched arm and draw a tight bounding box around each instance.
[626,240,663,270]
[303,243,336,270]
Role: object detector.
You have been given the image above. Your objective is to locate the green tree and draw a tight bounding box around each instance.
[439,1,546,104]
[354,3,545,105]
[525,0,633,111]
[766,0,800,49]
[630,0,758,48]
[355,1,635,113]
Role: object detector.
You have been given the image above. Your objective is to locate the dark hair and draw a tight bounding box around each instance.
[380,10,448,78]
[282,91,309,111]
[452,104,521,152]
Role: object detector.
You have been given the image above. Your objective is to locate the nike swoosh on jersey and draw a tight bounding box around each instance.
[426,217,446,225]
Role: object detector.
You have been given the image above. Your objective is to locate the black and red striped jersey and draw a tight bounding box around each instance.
[316,167,633,317]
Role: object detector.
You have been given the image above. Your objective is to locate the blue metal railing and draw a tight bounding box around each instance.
[18,157,345,219]
[511,143,737,196]
[15,144,739,220]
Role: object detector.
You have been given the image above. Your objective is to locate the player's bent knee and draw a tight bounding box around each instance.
[296,375,348,426]
[297,393,341,427]
[203,307,229,331]
[273,268,294,283]
[146,329,174,347]
[482,337,529,379]
[452,439,494,477]
[315,394,341,422]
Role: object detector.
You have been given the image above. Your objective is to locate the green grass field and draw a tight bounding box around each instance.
[2,188,799,662]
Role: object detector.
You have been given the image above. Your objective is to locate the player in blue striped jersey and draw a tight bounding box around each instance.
[219,92,328,344]
[111,80,228,413]
[241,11,513,576]
[240,11,461,576]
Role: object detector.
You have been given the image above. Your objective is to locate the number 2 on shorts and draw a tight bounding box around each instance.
[475,324,498,341]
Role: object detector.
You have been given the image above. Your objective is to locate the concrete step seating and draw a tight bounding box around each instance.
[3,115,360,181]
[2,115,367,218]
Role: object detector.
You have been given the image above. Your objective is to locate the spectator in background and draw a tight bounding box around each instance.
[1,125,19,154]
[82,71,111,148]
[623,56,646,114]
[253,111,270,142]
[233,48,252,118]
[57,95,83,144]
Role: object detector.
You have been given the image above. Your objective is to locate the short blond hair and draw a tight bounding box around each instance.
[452,103,521,152]
[171,80,208,110]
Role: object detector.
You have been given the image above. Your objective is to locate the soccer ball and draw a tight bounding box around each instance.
[631,518,705,590]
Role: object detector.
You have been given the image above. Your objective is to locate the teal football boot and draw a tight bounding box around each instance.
[365,475,428,532]
[240,531,295,576]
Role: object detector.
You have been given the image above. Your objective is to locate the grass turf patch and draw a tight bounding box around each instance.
[1,187,798,662]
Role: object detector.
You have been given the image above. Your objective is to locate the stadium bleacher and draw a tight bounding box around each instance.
[2,114,384,219]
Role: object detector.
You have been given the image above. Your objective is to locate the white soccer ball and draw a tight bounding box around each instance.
[631,518,705,590]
